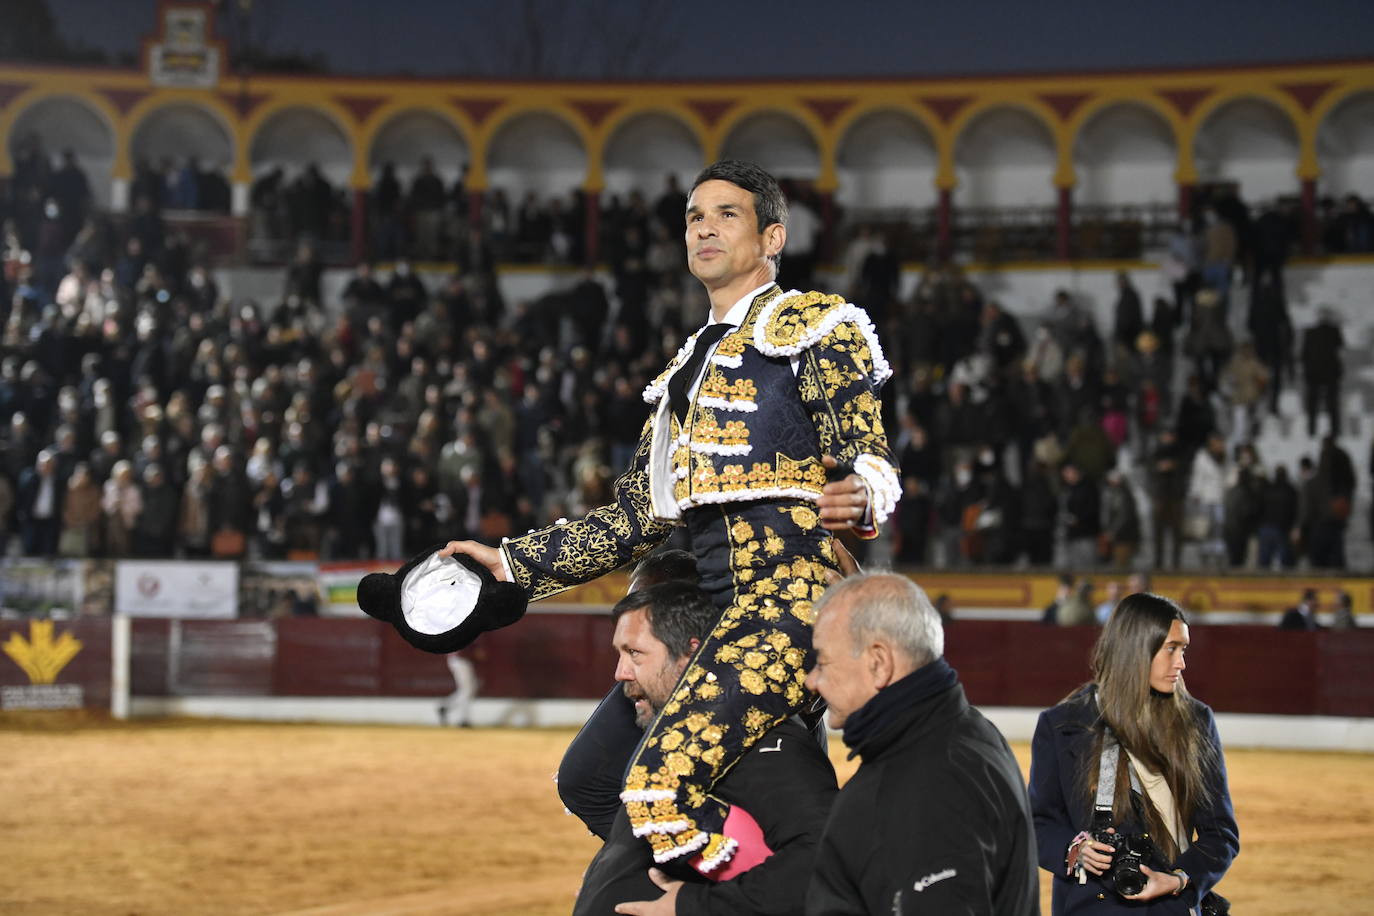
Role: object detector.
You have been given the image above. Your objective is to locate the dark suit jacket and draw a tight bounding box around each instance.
[573,718,836,916]
[1029,688,1239,914]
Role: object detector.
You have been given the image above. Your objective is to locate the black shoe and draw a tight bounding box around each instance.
[437,706,448,727]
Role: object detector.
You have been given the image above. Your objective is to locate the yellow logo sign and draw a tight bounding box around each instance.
[3,620,83,685]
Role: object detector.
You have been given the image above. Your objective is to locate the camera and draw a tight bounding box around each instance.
[1091,828,1157,897]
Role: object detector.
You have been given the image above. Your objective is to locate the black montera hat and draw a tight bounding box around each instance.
[356,545,528,653]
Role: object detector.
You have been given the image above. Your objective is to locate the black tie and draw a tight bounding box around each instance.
[669,323,732,424]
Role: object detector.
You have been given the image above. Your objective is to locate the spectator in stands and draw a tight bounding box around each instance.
[136,463,178,557]
[1300,308,1344,438]
[1174,374,1217,458]
[17,448,63,555]
[1330,194,1374,253]
[1257,464,1298,570]
[409,156,447,260]
[1163,222,1201,324]
[1111,270,1143,360]
[934,455,982,567]
[1187,433,1228,566]
[1331,590,1357,629]
[1149,428,1188,570]
[102,458,141,557]
[1278,588,1320,630]
[1220,340,1269,447]
[49,148,91,242]
[369,162,404,258]
[1186,288,1231,394]
[1093,580,1122,625]
[372,456,405,560]
[1020,458,1059,566]
[1101,469,1140,570]
[326,460,370,560]
[1222,465,1262,569]
[209,445,250,558]
[1251,200,1295,292]
[1201,204,1237,308]
[251,468,287,559]
[981,300,1027,376]
[1308,435,1356,570]
[386,260,428,331]
[1058,578,1097,626]
[1060,462,1101,570]
[1245,274,1291,420]
[178,457,214,558]
[283,240,322,307]
[1041,573,1074,625]
[59,461,101,556]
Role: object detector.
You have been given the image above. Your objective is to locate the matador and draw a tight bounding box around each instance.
[444,160,899,873]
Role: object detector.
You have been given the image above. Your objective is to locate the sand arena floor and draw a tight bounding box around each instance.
[3,714,1371,915]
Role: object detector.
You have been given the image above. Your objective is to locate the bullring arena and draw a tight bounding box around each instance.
[5,570,1374,913]
[6,714,1374,914]
[5,4,1374,914]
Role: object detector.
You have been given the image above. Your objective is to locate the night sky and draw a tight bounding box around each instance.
[39,0,1374,80]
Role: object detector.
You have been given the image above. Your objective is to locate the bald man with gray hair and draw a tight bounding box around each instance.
[804,573,1038,915]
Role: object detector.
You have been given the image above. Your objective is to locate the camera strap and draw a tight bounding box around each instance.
[1094,726,1143,822]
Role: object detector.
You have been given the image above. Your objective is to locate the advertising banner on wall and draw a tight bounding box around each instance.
[0,618,113,711]
[317,562,394,618]
[114,561,239,618]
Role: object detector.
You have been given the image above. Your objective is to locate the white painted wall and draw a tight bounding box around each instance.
[602,113,703,199]
[955,108,1057,207]
[368,110,469,183]
[130,104,235,172]
[1318,92,1374,197]
[250,108,354,187]
[1074,104,1177,206]
[486,113,588,200]
[836,109,937,210]
[1194,98,1300,202]
[719,111,821,179]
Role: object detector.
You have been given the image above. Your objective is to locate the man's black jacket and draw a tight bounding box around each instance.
[573,717,837,916]
[807,682,1039,915]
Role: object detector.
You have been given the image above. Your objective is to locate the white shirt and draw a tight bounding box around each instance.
[682,283,799,403]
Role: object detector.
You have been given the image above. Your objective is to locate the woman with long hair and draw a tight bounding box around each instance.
[1029,592,1239,913]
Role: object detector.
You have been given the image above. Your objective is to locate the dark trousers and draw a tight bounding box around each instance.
[20,517,60,556]
[557,686,643,840]
[1305,378,1341,436]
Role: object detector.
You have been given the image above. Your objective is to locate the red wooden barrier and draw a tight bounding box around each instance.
[122,616,1374,717]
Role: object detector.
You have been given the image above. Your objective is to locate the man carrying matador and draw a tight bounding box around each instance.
[443,160,899,874]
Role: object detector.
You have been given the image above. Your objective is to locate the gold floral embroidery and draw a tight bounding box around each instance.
[714,332,747,360]
[698,374,758,405]
[760,291,847,351]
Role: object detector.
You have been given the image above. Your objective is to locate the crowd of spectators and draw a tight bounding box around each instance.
[1,144,1370,575]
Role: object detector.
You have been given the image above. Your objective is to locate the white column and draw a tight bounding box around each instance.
[232,181,250,216]
[110,613,130,720]
[110,178,130,213]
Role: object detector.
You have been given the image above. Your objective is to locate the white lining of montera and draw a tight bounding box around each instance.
[400,552,481,635]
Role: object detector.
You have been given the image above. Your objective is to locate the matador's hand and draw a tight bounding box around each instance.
[817,456,870,532]
[439,540,509,582]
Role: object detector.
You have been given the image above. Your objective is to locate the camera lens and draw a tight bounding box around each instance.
[1114,863,1147,897]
